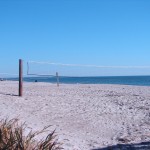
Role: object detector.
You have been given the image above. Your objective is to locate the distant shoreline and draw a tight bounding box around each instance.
[3,75,150,86]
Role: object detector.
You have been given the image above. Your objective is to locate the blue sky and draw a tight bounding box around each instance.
[0,0,150,76]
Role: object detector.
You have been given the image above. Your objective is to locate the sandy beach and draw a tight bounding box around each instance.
[0,81,150,149]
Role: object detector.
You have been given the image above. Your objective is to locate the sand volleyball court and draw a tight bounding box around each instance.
[0,81,150,149]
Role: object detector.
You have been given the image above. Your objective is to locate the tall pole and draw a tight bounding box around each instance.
[19,59,23,96]
[56,72,59,87]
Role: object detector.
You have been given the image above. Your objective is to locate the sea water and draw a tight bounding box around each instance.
[7,76,150,86]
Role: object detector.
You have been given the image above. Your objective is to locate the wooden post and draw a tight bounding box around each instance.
[19,59,23,96]
[56,72,59,87]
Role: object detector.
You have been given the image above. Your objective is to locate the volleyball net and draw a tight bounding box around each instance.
[27,60,150,77]
[1,60,150,80]
[1,59,150,97]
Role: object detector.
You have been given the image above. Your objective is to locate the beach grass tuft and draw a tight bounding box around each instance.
[0,118,62,150]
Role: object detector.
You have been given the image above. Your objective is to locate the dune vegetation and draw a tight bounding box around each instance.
[0,118,62,150]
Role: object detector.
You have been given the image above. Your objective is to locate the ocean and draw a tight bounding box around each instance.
[6,76,150,86]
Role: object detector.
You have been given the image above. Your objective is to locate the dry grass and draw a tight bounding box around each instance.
[0,118,62,150]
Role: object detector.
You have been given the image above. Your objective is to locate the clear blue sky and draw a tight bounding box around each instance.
[0,0,150,76]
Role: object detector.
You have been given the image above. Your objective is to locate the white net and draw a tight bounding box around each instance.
[27,61,150,77]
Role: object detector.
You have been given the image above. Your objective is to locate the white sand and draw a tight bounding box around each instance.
[0,81,150,149]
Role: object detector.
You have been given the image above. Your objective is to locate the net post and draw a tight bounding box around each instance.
[56,72,59,87]
[19,59,23,96]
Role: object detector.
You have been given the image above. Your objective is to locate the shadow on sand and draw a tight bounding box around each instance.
[0,92,18,97]
[92,141,150,150]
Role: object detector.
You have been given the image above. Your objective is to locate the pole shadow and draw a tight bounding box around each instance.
[0,92,18,97]
[92,141,150,150]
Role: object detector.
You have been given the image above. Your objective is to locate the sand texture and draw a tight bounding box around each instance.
[0,81,150,149]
